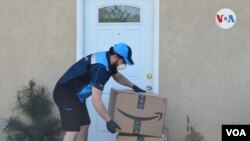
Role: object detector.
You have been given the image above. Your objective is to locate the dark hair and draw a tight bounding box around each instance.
[108,46,115,55]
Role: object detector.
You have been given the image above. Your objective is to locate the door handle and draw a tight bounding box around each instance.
[146,86,152,90]
[147,73,152,79]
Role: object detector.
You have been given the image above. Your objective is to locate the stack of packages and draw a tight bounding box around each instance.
[108,88,167,141]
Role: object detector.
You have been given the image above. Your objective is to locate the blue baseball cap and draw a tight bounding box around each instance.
[113,43,134,65]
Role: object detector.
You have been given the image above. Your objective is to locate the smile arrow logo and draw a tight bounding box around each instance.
[117,108,163,121]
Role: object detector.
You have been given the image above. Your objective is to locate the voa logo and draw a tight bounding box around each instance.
[215,8,236,29]
[226,129,246,136]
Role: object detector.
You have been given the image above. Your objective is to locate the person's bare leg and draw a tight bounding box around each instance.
[63,131,78,141]
[76,124,90,141]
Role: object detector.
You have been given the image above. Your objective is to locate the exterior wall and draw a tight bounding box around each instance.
[1,0,250,141]
[160,0,250,141]
[0,0,75,139]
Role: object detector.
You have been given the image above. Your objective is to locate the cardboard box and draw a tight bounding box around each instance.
[108,88,167,137]
[117,134,167,141]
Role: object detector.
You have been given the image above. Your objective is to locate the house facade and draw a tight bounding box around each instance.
[1,0,250,141]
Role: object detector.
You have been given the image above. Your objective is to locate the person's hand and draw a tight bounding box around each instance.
[106,120,121,133]
[132,85,146,93]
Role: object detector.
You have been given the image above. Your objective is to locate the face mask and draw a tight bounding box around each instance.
[117,64,127,70]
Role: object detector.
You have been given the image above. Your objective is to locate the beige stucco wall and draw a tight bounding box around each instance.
[1,0,250,141]
[160,0,250,141]
[0,0,75,139]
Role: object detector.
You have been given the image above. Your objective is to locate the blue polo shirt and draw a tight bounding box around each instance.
[57,51,117,102]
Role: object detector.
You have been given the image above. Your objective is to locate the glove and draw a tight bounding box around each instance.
[133,85,146,93]
[106,120,121,133]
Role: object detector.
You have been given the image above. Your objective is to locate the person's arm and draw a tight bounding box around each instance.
[91,86,121,133]
[112,72,134,88]
[91,86,111,122]
[112,72,146,92]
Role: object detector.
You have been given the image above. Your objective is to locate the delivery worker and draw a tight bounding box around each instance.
[53,43,146,141]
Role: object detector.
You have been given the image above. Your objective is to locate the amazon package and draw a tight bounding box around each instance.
[117,134,167,141]
[108,88,167,137]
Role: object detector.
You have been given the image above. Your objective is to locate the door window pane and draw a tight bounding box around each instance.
[99,5,140,23]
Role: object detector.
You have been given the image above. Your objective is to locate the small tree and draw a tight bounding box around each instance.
[2,80,62,141]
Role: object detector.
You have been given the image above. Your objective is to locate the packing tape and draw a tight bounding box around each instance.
[137,95,146,109]
[133,119,141,134]
[137,136,144,141]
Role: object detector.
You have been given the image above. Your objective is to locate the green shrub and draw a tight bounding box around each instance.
[2,80,62,141]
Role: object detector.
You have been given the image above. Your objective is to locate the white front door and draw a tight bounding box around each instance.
[80,0,157,140]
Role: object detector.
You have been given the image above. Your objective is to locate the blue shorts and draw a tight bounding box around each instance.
[53,84,91,131]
